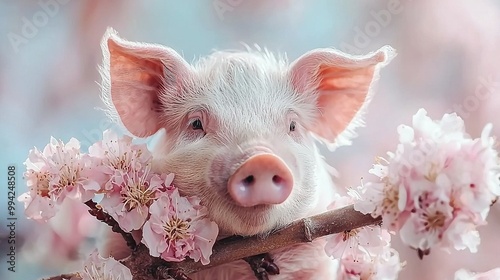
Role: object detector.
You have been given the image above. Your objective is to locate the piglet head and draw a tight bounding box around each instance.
[100,28,395,236]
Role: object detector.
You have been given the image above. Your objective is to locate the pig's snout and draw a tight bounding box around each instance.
[227,154,293,207]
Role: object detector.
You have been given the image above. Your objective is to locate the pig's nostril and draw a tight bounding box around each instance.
[272,175,283,184]
[243,175,255,186]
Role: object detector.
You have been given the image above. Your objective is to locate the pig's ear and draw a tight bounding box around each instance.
[99,28,192,138]
[289,45,395,150]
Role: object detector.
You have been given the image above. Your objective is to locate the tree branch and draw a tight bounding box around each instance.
[121,205,381,279]
[44,205,380,280]
[170,205,380,274]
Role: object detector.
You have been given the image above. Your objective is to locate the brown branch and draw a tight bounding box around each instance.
[44,205,380,280]
[84,200,137,250]
[170,205,380,274]
[121,205,381,279]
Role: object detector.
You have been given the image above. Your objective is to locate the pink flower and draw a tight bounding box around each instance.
[76,249,132,280]
[353,109,500,256]
[455,268,500,280]
[45,138,100,202]
[334,246,402,280]
[325,195,391,259]
[142,189,219,265]
[17,194,57,221]
[99,169,169,232]
[88,129,152,192]
[399,191,454,251]
[325,225,391,259]
[326,196,403,280]
[442,214,481,253]
[19,137,101,221]
[352,170,409,232]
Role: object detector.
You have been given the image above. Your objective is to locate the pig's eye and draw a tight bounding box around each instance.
[289,121,296,132]
[191,119,204,130]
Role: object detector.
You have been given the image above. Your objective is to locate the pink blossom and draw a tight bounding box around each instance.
[19,137,101,221]
[45,138,101,202]
[76,249,132,280]
[99,169,169,232]
[88,129,152,192]
[398,191,454,251]
[455,268,500,280]
[325,195,391,259]
[334,246,403,280]
[325,225,391,260]
[325,196,403,280]
[142,189,219,265]
[441,214,481,253]
[353,109,500,255]
[17,194,57,221]
[352,174,409,232]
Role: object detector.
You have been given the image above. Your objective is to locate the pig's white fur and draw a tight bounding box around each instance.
[146,47,338,236]
[157,48,319,151]
[97,28,393,279]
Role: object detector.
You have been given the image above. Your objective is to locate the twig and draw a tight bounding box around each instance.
[45,205,380,280]
[167,205,380,275]
[122,204,381,278]
[84,200,137,250]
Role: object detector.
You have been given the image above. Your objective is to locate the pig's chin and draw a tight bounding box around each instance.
[215,205,286,236]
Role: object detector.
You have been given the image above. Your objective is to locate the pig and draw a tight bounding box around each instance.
[97,27,394,279]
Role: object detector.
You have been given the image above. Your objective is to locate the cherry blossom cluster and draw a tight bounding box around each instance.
[18,130,219,265]
[352,109,500,256]
[325,195,404,280]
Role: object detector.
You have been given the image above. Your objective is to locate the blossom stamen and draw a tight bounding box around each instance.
[423,211,446,232]
[163,217,191,241]
[342,229,359,242]
[34,171,51,197]
[122,182,156,212]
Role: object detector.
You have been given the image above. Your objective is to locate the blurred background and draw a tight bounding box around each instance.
[1,1,500,279]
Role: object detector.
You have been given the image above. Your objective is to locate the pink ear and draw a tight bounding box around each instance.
[289,45,395,149]
[100,28,192,138]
